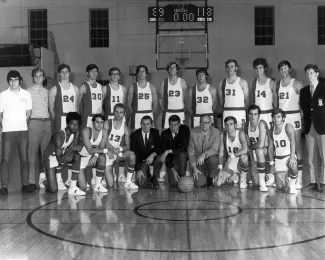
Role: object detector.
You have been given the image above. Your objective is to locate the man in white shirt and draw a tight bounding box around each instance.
[0,70,32,195]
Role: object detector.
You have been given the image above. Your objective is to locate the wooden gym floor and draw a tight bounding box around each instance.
[1,182,325,260]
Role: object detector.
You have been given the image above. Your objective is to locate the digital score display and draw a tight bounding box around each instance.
[148,4,213,22]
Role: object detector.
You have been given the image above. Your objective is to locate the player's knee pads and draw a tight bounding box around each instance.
[239,154,249,167]
[127,151,136,165]
[97,154,106,166]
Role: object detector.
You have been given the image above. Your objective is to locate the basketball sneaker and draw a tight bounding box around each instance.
[65,179,71,187]
[228,174,239,184]
[265,174,275,187]
[39,172,47,189]
[239,178,247,189]
[101,178,107,187]
[295,181,303,190]
[124,181,138,190]
[57,179,67,191]
[68,187,86,196]
[118,173,126,183]
[94,184,108,193]
[158,171,166,182]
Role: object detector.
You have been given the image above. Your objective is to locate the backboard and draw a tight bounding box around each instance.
[156,33,208,70]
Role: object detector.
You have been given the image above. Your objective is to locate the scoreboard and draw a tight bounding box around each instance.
[148,4,213,22]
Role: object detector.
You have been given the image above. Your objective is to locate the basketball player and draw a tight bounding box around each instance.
[79,114,111,193]
[104,103,137,189]
[79,64,103,129]
[243,105,269,192]
[188,68,217,128]
[127,65,158,130]
[268,108,298,194]
[251,58,277,128]
[218,59,250,129]
[216,116,249,189]
[276,60,303,189]
[159,61,189,129]
[39,112,85,195]
[49,63,80,132]
[102,67,127,121]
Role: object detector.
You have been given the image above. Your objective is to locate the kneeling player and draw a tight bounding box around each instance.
[79,114,112,193]
[216,116,249,189]
[268,108,298,194]
[40,112,85,195]
[244,104,269,192]
[104,103,138,189]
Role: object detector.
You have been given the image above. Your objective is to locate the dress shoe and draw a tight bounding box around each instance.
[319,183,325,193]
[29,183,38,193]
[0,187,8,196]
[152,175,159,188]
[21,185,30,193]
[207,177,213,187]
[301,183,318,191]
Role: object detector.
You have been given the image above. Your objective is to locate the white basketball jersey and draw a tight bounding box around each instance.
[255,78,273,111]
[60,83,76,113]
[109,84,124,113]
[196,84,213,114]
[278,79,299,112]
[226,130,242,155]
[90,83,103,114]
[224,77,245,108]
[248,121,259,145]
[108,121,125,148]
[137,82,152,111]
[167,78,184,110]
[273,124,291,157]
[80,129,103,156]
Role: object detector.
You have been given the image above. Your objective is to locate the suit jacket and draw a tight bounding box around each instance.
[300,82,325,135]
[188,126,221,166]
[161,124,190,154]
[130,128,162,166]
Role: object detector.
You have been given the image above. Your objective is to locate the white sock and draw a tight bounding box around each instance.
[95,176,102,186]
[56,173,63,182]
[70,180,77,189]
[126,171,133,183]
[67,170,72,181]
[92,168,96,180]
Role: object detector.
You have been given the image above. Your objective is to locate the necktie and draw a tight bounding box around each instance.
[145,133,148,149]
[202,134,206,153]
[311,84,315,97]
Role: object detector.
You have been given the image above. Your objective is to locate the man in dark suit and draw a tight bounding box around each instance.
[300,64,325,192]
[130,115,162,188]
[161,115,190,186]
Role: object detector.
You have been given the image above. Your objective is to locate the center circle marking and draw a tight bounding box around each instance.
[133,199,242,221]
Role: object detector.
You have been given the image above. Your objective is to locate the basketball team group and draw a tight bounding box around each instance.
[0,57,324,196]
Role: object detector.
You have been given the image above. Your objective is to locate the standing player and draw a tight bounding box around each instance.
[216,116,249,189]
[49,63,80,132]
[276,60,303,189]
[243,105,269,192]
[251,58,277,128]
[27,68,51,192]
[79,114,110,193]
[79,64,103,129]
[268,108,298,194]
[102,67,127,121]
[218,59,250,129]
[39,112,85,195]
[159,62,189,129]
[127,65,158,130]
[104,103,137,189]
[188,68,217,128]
